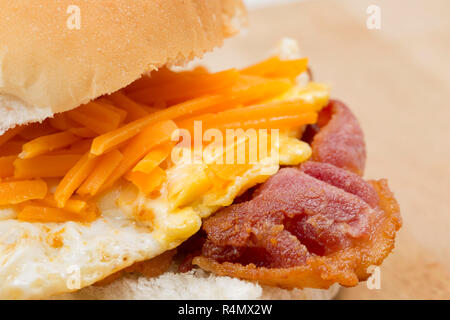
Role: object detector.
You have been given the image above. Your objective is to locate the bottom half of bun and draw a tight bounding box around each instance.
[54,269,340,300]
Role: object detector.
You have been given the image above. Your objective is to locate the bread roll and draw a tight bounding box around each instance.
[0,0,246,134]
[56,270,340,300]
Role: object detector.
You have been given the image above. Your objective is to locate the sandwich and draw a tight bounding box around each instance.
[0,0,401,300]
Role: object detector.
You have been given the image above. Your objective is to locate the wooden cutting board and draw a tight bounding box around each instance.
[202,0,450,299]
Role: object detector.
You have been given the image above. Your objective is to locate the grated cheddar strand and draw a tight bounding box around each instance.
[178,99,321,132]
[90,77,293,156]
[132,142,173,174]
[241,56,308,79]
[125,166,166,195]
[107,92,150,122]
[54,153,99,207]
[100,120,177,190]
[19,131,80,159]
[241,56,281,77]
[77,149,123,196]
[97,99,128,125]
[0,126,24,147]
[48,114,75,131]
[69,127,98,138]
[0,156,16,178]
[69,140,93,154]
[90,95,222,156]
[0,180,47,205]
[66,101,124,134]
[14,154,82,179]
[18,205,97,223]
[128,69,239,104]
[0,56,324,223]
[39,194,88,213]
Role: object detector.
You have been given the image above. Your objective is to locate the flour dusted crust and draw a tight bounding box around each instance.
[0,0,246,134]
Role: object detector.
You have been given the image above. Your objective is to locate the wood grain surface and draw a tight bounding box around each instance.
[201,0,450,299]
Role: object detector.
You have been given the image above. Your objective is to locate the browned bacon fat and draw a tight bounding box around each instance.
[311,100,366,175]
[193,163,401,288]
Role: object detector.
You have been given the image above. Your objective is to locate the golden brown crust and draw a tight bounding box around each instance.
[193,179,401,289]
[0,0,246,134]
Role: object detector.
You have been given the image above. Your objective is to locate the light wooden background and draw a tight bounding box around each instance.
[202,0,450,299]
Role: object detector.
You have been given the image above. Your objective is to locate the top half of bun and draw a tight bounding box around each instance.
[0,0,246,134]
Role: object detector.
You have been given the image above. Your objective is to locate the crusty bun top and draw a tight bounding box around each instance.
[0,0,246,134]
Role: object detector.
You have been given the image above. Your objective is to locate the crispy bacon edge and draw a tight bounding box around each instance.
[311,100,366,176]
[190,100,401,289]
[192,179,401,288]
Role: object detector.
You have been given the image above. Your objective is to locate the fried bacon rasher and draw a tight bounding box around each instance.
[191,100,401,289]
[311,100,366,176]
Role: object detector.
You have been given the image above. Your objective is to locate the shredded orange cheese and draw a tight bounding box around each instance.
[241,56,308,79]
[100,120,177,190]
[0,126,24,147]
[0,156,16,178]
[77,149,123,196]
[0,56,324,223]
[14,154,82,179]
[54,153,99,207]
[128,69,240,104]
[20,131,80,159]
[125,166,166,195]
[0,180,47,206]
[132,142,173,174]
[18,205,97,223]
[40,195,88,213]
